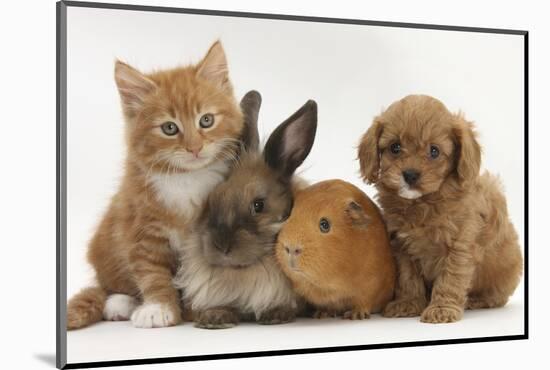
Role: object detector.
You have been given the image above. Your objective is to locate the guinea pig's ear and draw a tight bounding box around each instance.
[264,100,317,179]
[344,201,370,228]
[452,113,481,186]
[358,118,383,184]
[239,90,262,152]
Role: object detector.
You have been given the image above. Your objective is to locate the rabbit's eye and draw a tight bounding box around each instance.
[252,199,265,214]
[319,218,331,233]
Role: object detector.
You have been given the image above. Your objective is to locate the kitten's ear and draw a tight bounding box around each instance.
[196,41,231,92]
[264,100,317,179]
[239,90,262,152]
[114,60,156,117]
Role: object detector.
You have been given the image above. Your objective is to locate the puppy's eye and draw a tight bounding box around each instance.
[390,142,401,155]
[319,218,331,233]
[199,113,215,129]
[252,199,265,215]
[160,121,179,136]
[430,145,440,159]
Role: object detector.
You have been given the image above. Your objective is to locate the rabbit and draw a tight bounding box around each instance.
[275,179,396,320]
[173,91,318,329]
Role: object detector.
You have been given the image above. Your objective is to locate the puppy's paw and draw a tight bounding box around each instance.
[383,299,426,318]
[103,294,138,321]
[258,307,296,325]
[420,304,463,324]
[466,295,508,310]
[343,309,370,320]
[195,308,239,329]
[313,309,339,319]
[131,302,180,328]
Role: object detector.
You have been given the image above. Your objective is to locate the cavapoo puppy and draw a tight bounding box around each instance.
[358,94,523,323]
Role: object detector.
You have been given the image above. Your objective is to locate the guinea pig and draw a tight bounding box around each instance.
[173,91,318,329]
[275,179,396,319]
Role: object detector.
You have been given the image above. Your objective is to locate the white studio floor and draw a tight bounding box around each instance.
[66,297,525,365]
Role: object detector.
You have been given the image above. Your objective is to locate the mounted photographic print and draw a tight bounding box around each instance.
[56,1,528,368]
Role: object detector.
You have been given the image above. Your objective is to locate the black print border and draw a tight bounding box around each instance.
[56,1,529,368]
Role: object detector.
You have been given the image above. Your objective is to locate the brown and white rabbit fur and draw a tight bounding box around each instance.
[173,92,318,329]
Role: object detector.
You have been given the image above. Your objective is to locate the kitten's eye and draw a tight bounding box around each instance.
[252,199,265,215]
[390,142,401,155]
[161,121,179,136]
[199,113,215,129]
[430,145,440,159]
[319,218,331,233]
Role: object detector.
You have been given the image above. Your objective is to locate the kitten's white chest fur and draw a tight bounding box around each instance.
[149,160,229,220]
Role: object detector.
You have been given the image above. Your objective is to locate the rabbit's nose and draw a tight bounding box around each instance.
[213,239,231,255]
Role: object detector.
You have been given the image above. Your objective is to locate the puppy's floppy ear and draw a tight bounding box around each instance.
[453,114,481,185]
[358,119,383,184]
[345,201,370,228]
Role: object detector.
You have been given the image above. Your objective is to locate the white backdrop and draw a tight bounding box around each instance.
[66,6,525,299]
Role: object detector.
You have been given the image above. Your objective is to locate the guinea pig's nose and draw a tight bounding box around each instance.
[402,169,421,186]
[284,245,302,256]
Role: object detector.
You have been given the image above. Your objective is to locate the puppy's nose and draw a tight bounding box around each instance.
[284,245,302,256]
[402,169,421,186]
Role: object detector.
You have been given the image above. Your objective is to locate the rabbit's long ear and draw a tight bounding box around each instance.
[264,100,317,179]
[239,90,262,151]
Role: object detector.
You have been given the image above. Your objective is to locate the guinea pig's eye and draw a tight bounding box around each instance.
[252,198,265,215]
[319,218,331,233]
[160,121,179,136]
[390,142,401,155]
[199,113,215,129]
[430,145,440,159]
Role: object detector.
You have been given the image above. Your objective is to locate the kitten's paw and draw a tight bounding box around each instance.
[382,299,426,318]
[195,308,238,329]
[258,307,296,325]
[313,309,339,319]
[131,303,180,328]
[420,304,463,324]
[343,309,370,320]
[103,294,138,321]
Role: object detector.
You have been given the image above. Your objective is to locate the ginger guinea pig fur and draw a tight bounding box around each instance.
[276,179,396,319]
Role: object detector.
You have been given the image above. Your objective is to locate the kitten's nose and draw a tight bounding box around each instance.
[402,169,421,186]
[187,145,203,158]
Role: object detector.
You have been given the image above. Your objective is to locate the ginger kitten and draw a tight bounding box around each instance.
[67,41,244,329]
